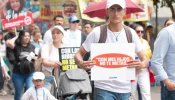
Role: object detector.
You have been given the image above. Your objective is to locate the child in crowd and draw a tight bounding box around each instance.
[21,72,57,100]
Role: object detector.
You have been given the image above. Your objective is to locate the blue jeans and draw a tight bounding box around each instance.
[12,73,34,100]
[94,88,130,100]
[160,81,166,100]
[165,87,175,100]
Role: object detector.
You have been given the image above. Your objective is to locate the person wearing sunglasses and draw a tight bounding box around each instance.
[131,24,152,100]
[66,15,86,47]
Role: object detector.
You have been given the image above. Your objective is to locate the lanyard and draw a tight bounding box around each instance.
[35,87,45,100]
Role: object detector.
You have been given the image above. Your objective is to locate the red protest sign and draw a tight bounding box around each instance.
[2,13,33,30]
[92,53,133,68]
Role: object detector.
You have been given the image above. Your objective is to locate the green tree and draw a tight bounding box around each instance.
[154,0,175,19]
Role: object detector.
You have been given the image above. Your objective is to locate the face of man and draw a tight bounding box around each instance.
[69,21,79,30]
[84,24,93,35]
[54,17,64,26]
[107,4,126,24]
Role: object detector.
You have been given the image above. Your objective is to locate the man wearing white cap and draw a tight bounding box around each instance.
[74,0,148,99]
[21,72,57,100]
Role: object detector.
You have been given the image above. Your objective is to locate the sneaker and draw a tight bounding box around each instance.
[0,90,7,96]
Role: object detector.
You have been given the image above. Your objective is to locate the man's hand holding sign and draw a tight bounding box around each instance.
[75,43,148,80]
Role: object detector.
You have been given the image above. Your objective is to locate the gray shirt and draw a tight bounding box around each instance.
[151,23,175,82]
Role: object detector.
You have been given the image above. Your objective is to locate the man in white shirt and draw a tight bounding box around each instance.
[43,15,64,44]
[66,15,86,47]
[74,0,148,100]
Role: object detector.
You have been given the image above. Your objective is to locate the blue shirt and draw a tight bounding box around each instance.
[151,23,175,82]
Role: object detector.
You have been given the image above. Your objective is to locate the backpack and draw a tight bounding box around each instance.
[19,44,35,75]
[19,58,35,75]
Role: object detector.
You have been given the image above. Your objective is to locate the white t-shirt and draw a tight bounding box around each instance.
[41,43,61,72]
[82,25,143,93]
[66,29,82,47]
[21,86,57,100]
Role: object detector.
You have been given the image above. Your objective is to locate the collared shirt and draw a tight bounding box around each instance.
[151,23,175,82]
[21,86,57,100]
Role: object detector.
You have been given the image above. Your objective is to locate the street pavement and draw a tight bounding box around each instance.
[0,86,160,100]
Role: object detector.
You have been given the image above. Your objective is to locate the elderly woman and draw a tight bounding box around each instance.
[41,25,66,91]
[131,24,152,100]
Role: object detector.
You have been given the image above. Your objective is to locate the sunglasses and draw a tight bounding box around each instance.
[71,21,79,24]
[136,30,144,34]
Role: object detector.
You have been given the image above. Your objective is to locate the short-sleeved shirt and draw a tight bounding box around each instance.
[82,25,143,93]
[41,43,61,72]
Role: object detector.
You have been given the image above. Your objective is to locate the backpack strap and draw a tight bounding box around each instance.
[123,25,132,43]
[99,24,107,43]
[81,32,87,45]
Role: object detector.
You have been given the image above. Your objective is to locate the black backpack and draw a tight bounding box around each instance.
[19,58,35,75]
[19,44,35,75]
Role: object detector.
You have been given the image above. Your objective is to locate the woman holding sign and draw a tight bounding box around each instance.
[41,26,66,91]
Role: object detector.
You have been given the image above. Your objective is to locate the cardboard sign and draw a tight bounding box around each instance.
[91,43,135,80]
[2,13,33,30]
[59,47,79,71]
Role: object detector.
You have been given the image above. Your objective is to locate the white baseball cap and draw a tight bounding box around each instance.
[51,25,66,35]
[33,72,45,80]
[106,0,126,9]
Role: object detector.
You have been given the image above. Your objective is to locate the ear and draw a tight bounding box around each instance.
[123,8,126,15]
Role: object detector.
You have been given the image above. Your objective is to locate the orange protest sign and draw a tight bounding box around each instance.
[93,53,133,68]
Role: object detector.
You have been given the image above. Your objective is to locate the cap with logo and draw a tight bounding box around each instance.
[33,72,45,80]
[106,0,126,9]
[68,15,80,23]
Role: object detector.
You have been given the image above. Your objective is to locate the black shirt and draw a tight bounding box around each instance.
[13,44,35,74]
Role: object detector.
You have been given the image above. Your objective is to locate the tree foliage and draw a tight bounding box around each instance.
[154,0,175,19]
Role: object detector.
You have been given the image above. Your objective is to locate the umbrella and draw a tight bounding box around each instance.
[83,0,144,18]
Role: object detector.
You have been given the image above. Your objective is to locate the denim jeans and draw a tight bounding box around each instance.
[12,73,34,100]
[165,87,175,100]
[94,88,130,100]
[160,81,166,100]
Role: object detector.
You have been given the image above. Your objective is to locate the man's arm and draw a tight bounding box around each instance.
[151,29,175,90]
[74,46,95,70]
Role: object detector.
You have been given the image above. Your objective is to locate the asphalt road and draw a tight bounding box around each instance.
[0,86,160,100]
